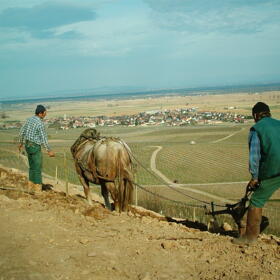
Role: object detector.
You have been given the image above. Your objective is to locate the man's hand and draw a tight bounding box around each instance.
[18,144,23,152]
[47,151,55,157]
[247,178,259,192]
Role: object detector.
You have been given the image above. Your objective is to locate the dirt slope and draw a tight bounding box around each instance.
[0,167,279,280]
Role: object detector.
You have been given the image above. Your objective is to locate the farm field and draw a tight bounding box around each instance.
[1,121,280,203]
[1,91,280,234]
[1,123,280,191]
[0,124,250,185]
[2,90,280,120]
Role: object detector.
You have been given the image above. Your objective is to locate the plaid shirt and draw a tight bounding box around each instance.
[19,115,50,151]
[248,130,261,180]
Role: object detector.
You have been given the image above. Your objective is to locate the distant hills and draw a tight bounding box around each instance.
[1,82,280,104]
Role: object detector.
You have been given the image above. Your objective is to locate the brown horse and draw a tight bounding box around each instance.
[71,129,134,212]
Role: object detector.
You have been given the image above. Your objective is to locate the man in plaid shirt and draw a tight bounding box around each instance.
[19,105,55,191]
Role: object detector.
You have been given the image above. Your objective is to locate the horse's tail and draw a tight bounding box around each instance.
[117,146,134,212]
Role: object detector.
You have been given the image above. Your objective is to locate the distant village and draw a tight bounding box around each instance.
[0,107,252,130]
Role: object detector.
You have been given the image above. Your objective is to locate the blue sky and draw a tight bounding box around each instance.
[0,0,280,98]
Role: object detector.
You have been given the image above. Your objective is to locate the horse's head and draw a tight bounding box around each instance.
[71,128,100,157]
[81,128,100,140]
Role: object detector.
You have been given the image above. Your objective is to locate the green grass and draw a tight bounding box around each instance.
[0,148,28,172]
[1,124,280,236]
[42,150,80,184]
[0,124,270,187]
[129,143,161,185]
[0,124,272,187]
[157,142,248,184]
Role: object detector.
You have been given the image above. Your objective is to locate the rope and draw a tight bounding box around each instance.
[133,181,207,209]
[54,138,221,207]
[20,139,229,208]
[129,152,228,208]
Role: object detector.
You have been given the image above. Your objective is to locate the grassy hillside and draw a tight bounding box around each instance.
[1,123,280,235]
[0,124,262,186]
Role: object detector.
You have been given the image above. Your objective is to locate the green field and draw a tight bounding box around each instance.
[0,124,276,194]
[1,124,280,235]
[0,124,275,189]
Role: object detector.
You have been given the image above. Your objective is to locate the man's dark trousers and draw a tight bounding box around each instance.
[25,141,42,184]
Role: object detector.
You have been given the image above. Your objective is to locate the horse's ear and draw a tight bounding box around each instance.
[92,129,100,139]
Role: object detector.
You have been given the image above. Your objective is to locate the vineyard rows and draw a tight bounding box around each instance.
[157,143,249,184]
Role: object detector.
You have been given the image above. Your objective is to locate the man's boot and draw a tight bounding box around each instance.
[28,181,42,193]
[33,184,42,193]
[232,207,262,245]
[27,181,35,192]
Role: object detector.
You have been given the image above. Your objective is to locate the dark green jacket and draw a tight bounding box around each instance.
[251,117,280,180]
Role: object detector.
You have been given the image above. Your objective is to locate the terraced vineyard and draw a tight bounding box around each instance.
[157,142,249,184]
[0,124,267,188]
[0,124,257,187]
[1,124,280,235]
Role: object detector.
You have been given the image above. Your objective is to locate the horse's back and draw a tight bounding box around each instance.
[72,131,134,211]
[74,141,95,163]
[94,139,132,180]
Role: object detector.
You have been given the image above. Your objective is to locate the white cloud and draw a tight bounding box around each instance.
[144,0,280,34]
[0,0,279,97]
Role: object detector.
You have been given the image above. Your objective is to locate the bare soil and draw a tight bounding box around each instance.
[0,167,280,280]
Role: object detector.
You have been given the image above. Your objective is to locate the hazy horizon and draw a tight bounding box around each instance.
[1,82,280,104]
[1,0,280,98]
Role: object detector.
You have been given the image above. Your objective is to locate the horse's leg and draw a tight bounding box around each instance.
[78,174,92,205]
[122,179,133,212]
[100,181,111,211]
[105,181,120,212]
[74,163,92,205]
